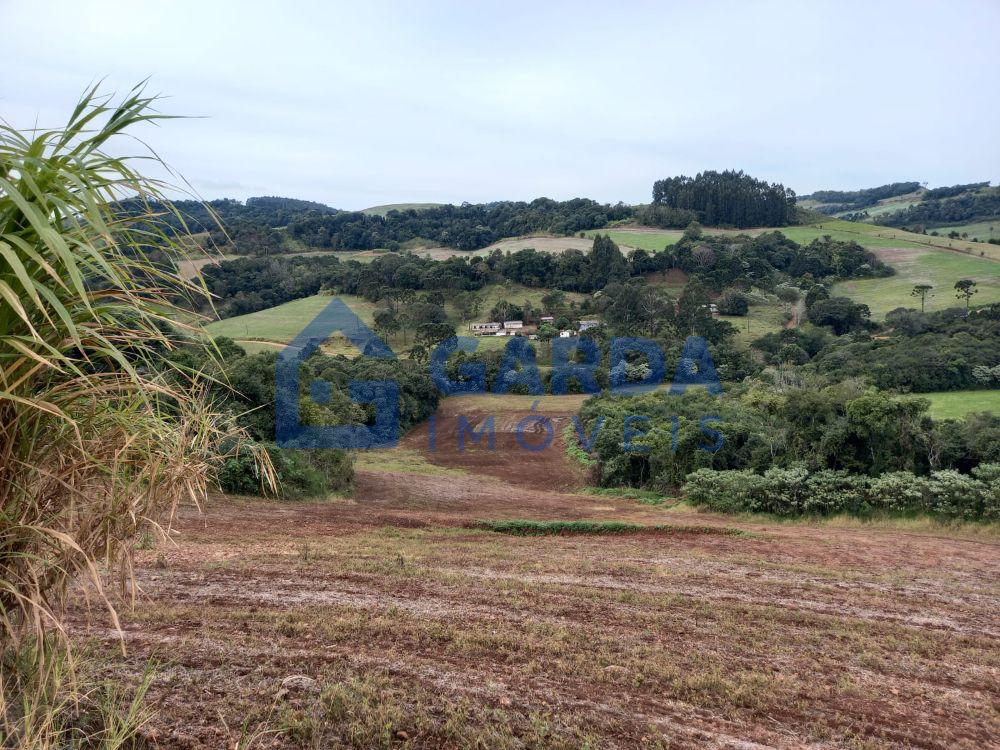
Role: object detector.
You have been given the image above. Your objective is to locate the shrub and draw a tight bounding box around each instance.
[971,463,1000,520]
[717,289,750,316]
[684,466,997,520]
[0,86,268,666]
[759,466,811,515]
[221,443,354,500]
[926,470,989,519]
[684,469,770,514]
[274,448,354,500]
[868,472,927,511]
[803,470,869,515]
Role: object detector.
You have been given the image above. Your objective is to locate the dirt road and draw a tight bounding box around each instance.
[67,398,999,749]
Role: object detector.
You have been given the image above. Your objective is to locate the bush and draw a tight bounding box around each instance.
[683,469,769,514]
[925,470,988,519]
[684,466,998,520]
[803,470,869,515]
[759,466,811,515]
[218,443,353,500]
[868,472,927,511]
[971,463,1000,520]
[717,289,750,316]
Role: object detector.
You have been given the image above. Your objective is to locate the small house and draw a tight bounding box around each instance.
[469,322,501,335]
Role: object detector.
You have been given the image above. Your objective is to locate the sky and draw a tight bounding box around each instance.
[2,0,998,209]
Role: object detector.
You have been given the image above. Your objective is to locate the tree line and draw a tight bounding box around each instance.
[202,229,888,319]
[286,198,632,251]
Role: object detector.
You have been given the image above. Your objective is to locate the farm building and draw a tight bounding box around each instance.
[578,319,599,331]
[469,322,501,334]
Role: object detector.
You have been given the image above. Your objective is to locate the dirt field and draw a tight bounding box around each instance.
[66,398,1000,749]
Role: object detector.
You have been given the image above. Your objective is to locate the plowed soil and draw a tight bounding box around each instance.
[66,398,1000,749]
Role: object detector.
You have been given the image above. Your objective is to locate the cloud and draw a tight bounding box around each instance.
[2,0,998,208]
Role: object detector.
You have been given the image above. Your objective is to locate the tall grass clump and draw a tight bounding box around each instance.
[0,84,268,742]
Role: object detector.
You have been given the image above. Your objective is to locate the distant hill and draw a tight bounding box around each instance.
[801,182,922,214]
[361,202,443,216]
[802,181,999,242]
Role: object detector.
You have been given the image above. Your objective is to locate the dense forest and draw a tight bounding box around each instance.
[648,170,797,227]
[923,182,991,200]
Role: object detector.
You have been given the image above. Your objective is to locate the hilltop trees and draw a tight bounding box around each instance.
[287,198,632,251]
[650,170,797,228]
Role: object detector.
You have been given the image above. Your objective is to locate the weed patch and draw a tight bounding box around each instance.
[471,519,743,537]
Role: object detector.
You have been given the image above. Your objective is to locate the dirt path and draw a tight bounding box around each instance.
[66,398,1000,749]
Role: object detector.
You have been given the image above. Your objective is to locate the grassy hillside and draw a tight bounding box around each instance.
[901,390,1000,419]
[834,247,1000,318]
[205,294,380,356]
[203,283,591,356]
[929,220,1000,243]
[361,202,443,216]
[589,219,998,256]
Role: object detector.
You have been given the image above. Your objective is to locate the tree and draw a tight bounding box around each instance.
[588,234,627,286]
[682,221,703,241]
[541,289,567,313]
[416,322,457,347]
[717,289,749,316]
[805,284,830,309]
[676,279,713,332]
[374,307,401,341]
[807,297,871,335]
[955,279,978,311]
[453,291,482,322]
[489,299,523,323]
[911,284,934,313]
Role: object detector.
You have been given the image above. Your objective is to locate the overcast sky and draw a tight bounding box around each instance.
[2,0,998,208]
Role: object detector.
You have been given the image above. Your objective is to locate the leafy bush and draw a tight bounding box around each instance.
[717,289,749,316]
[803,470,869,515]
[925,470,988,520]
[867,472,927,511]
[218,443,353,500]
[971,464,1000,520]
[684,465,1000,520]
